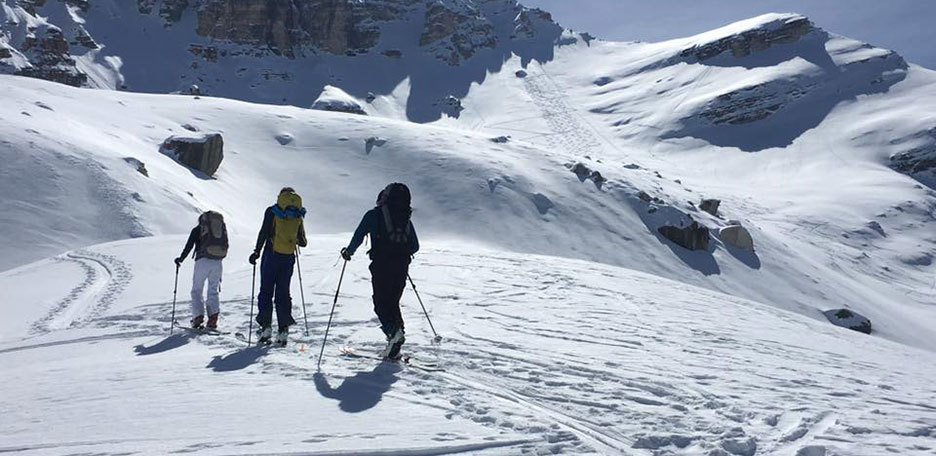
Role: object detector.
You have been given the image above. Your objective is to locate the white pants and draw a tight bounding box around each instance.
[191,258,222,317]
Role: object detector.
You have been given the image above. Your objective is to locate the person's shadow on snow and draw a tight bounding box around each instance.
[134,333,190,356]
[313,363,402,413]
[206,347,268,372]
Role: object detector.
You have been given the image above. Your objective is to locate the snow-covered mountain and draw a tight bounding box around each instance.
[1,3,935,454]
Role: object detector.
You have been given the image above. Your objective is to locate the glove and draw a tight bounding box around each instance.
[249,251,260,265]
[340,248,352,261]
[174,257,183,267]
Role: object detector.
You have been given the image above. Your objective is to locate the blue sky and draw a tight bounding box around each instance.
[523,0,936,69]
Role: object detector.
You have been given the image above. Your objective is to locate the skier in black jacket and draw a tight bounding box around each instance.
[341,183,419,359]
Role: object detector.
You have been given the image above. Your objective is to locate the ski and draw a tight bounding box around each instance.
[173,321,229,336]
[339,346,444,372]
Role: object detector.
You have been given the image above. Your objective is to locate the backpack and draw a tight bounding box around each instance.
[373,183,412,259]
[197,211,228,260]
[271,191,306,254]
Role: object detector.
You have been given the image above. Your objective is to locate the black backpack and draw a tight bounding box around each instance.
[373,183,412,259]
[197,211,229,260]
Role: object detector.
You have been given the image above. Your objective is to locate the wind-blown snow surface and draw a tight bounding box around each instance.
[1,237,934,455]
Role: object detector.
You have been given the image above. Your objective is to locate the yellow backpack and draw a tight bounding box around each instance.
[271,191,305,254]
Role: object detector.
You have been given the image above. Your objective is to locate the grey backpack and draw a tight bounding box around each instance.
[197,211,228,260]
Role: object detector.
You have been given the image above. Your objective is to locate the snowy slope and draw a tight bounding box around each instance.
[1,237,934,455]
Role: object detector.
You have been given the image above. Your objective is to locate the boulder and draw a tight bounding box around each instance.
[515,70,527,78]
[823,309,872,334]
[719,224,754,252]
[160,133,224,176]
[311,85,366,115]
[700,198,721,216]
[659,221,710,251]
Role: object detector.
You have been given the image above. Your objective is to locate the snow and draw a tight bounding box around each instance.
[1,237,934,455]
[1,7,936,455]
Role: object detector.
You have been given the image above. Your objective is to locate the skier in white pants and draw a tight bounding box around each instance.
[175,211,229,329]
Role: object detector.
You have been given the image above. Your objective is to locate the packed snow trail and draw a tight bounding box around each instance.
[1,236,934,455]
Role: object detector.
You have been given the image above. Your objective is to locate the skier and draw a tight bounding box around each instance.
[175,211,229,329]
[249,187,307,346]
[341,183,419,359]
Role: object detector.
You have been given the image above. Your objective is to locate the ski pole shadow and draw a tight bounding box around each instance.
[134,333,190,356]
[313,363,402,413]
[206,346,268,372]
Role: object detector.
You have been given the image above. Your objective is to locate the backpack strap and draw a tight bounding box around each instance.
[380,205,395,233]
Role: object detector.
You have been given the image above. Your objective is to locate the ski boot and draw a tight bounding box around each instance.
[275,327,289,347]
[256,327,273,346]
[191,315,205,330]
[206,313,219,330]
[382,328,405,360]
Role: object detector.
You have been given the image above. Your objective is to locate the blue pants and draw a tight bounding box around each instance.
[256,249,296,329]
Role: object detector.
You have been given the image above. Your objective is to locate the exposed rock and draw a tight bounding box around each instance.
[638,191,653,203]
[382,49,403,59]
[420,2,496,65]
[181,123,199,132]
[439,95,463,117]
[188,84,201,96]
[195,0,399,57]
[890,127,936,183]
[659,221,710,251]
[594,76,613,86]
[188,44,218,62]
[823,309,872,334]
[160,0,189,23]
[700,198,721,216]
[311,85,367,115]
[14,25,87,87]
[721,437,757,456]
[511,8,557,40]
[123,157,149,177]
[719,224,754,252]
[365,92,376,103]
[0,47,11,59]
[491,136,510,144]
[530,193,554,215]
[137,0,156,14]
[275,133,294,145]
[515,70,527,78]
[365,136,387,154]
[160,133,224,176]
[679,14,813,62]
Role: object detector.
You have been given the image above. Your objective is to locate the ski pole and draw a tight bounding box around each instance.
[408,274,442,342]
[248,263,256,345]
[317,259,347,370]
[295,247,309,336]
[170,263,180,335]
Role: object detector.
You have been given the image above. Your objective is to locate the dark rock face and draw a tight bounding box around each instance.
[700,199,721,216]
[659,221,710,251]
[890,128,936,185]
[195,0,401,57]
[420,2,496,66]
[14,26,87,86]
[160,134,224,176]
[679,15,813,63]
[823,309,872,334]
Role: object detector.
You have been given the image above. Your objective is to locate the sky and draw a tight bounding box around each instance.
[523,0,936,70]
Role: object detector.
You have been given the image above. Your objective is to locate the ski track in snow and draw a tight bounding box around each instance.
[30,250,132,333]
[21,245,926,455]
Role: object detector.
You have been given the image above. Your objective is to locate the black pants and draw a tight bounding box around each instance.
[256,249,297,329]
[369,259,409,336]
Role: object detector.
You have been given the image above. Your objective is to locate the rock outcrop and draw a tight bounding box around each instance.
[719,224,754,252]
[700,199,721,216]
[678,14,813,63]
[194,0,403,57]
[420,2,496,66]
[161,134,224,176]
[659,221,710,251]
[311,85,367,115]
[890,127,936,185]
[823,309,872,334]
